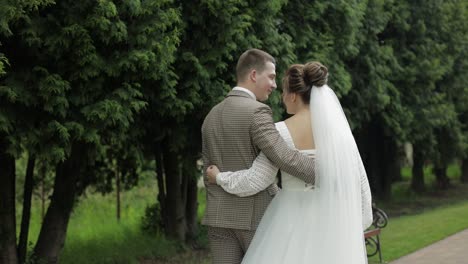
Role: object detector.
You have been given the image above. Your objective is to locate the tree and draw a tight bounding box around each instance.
[0,1,55,263]
[434,1,468,185]
[343,0,407,200]
[372,0,465,193]
[1,0,181,262]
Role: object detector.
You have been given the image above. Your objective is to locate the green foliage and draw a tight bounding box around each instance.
[0,0,54,36]
[1,0,182,165]
[0,1,50,155]
[141,203,164,234]
[385,0,466,157]
[0,53,7,76]
[3,0,465,166]
[279,0,367,96]
[344,0,405,133]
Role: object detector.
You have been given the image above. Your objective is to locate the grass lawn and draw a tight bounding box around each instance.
[21,179,184,264]
[380,164,468,216]
[367,163,468,263]
[368,200,468,263]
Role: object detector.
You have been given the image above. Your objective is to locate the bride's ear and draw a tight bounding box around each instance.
[291,93,297,103]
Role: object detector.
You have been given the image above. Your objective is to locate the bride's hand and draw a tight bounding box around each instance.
[206,165,220,184]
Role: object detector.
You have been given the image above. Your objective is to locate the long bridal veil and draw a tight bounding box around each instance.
[304,84,369,263]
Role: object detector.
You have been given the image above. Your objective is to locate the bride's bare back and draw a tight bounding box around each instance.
[284,110,315,150]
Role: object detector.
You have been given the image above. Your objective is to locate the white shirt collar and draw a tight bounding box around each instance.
[232,86,256,100]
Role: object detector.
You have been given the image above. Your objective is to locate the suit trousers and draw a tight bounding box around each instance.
[207,226,255,264]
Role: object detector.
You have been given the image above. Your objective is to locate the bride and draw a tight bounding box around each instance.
[206,61,373,263]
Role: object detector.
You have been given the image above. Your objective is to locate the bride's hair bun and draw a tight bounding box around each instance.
[282,61,329,104]
[303,62,328,87]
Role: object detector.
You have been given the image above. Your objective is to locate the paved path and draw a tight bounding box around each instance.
[390,228,468,264]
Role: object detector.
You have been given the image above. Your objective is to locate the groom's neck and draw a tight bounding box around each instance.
[236,82,255,92]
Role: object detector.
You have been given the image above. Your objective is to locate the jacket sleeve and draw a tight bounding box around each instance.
[251,106,315,184]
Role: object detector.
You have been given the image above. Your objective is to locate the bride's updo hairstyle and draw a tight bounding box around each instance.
[282,61,328,104]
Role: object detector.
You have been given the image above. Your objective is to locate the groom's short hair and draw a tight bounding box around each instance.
[236,49,275,82]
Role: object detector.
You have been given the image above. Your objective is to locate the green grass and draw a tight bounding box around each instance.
[378,164,468,216]
[367,163,468,263]
[22,179,181,264]
[400,163,461,184]
[368,201,468,263]
[60,190,177,264]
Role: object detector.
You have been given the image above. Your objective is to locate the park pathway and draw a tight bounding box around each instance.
[389,228,468,264]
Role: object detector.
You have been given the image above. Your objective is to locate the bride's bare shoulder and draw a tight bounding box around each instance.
[284,112,311,127]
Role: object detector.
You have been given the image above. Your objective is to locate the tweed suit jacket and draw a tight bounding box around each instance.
[201,89,315,230]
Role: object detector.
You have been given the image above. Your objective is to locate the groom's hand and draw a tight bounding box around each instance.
[206,165,220,184]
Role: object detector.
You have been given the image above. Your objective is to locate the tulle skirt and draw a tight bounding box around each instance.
[241,189,367,264]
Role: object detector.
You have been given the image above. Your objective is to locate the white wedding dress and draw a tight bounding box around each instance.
[216,85,373,264]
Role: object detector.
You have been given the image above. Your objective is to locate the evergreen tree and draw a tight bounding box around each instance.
[344,0,406,199]
[382,0,464,192]
[0,1,55,262]
[1,0,181,262]
[432,1,468,186]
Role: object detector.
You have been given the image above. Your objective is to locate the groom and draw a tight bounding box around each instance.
[201,49,316,264]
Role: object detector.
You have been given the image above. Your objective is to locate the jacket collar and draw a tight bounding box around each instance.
[228,87,256,100]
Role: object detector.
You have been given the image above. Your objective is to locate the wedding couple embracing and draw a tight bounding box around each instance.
[201,48,373,264]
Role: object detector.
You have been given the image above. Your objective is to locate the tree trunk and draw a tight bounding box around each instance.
[183,157,198,245]
[116,161,121,221]
[40,166,46,220]
[411,150,426,193]
[359,120,393,200]
[154,143,166,229]
[185,178,198,243]
[390,145,403,182]
[462,158,468,183]
[434,164,450,189]
[33,143,87,264]
[0,137,19,264]
[390,163,402,182]
[181,161,188,214]
[381,135,397,199]
[18,154,36,264]
[162,146,185,241]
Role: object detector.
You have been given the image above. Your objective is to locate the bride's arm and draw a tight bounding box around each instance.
[209,152,279,197]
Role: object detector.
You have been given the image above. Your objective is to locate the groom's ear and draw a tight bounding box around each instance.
[250,69,257,83]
